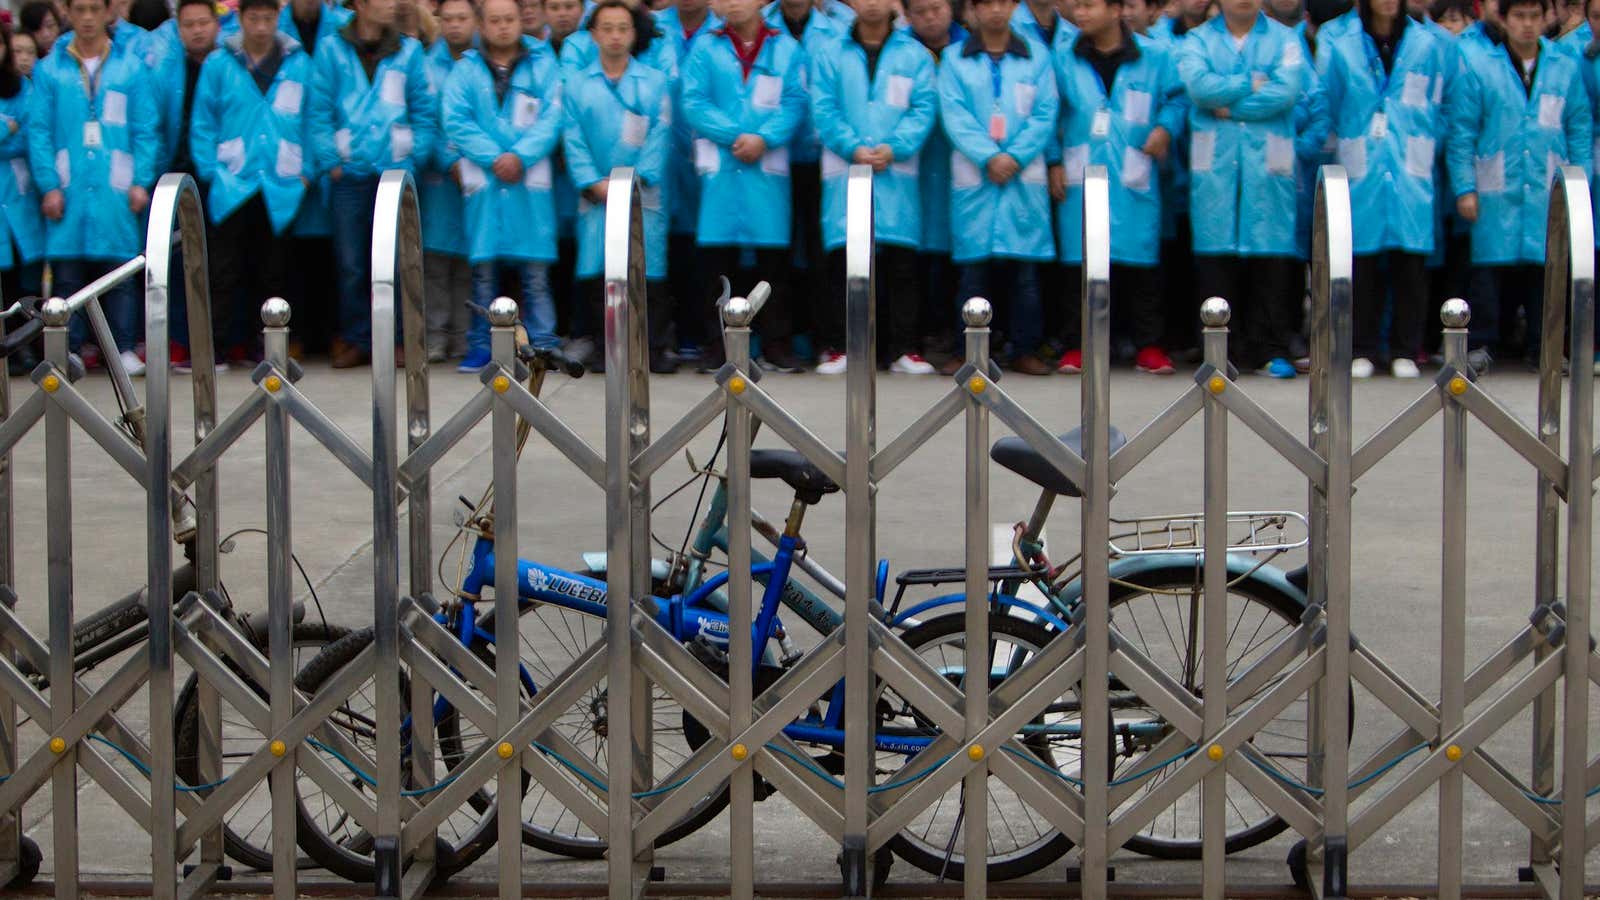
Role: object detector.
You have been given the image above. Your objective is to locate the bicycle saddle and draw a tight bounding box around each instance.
[749,449,840,505]
[990,426,1128,497]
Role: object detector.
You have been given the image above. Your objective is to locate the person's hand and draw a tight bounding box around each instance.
[1142,126,1172,163]
[41,189,62,221]
[4,118,18,135]
[1213,107,1231,119]
[1048,164,1066,202]
[852,145,876,165]
[491,152,523,183]
[1456,192,1479,222]
[872,143,893,171]
[731,133,768,163]
[589,179,609,203]
[986,152,1019,184]
[1251,72,1267,91]
[128,185,149,215]
[301,176,310,187]
[449,160,462,184]
[329,165,344,181]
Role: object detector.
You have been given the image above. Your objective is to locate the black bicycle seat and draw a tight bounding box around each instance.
[749,449,840,505]
[990,426,1128,497]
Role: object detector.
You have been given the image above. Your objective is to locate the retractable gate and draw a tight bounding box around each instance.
[0,161,1586,900]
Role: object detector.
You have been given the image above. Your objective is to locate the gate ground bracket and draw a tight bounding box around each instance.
[1064,866,1115,883]
[181,863,232,881]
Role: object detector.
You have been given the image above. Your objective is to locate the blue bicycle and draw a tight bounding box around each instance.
[288,343,1326,883]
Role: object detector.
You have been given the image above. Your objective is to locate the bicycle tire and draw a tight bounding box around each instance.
[288,627,516,883]
[173,620,349,873]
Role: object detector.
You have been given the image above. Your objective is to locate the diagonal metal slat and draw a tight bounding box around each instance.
[171,390,269,490]
[1110,386,1204,483]
[1198,366,1328,489]
[632,388,727,479]
[871,387,965,483]
[1352,387,1442,481]
[490,371,605,487]
[718,372,847,490]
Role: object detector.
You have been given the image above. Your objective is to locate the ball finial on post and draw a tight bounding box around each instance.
[260,296,292,328]
[1199,297,1231,328]
[1440,298,1471,329]
[487,296,519,328]
[722,295,756,328]
[960,297,993,328]
[40,297,70,328]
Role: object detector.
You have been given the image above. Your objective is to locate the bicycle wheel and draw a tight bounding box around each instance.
[1104,561,1348,859]
[289,627,517,882]
[877,613,1075,882]
[472,601,727,858]
[173,621,348,873]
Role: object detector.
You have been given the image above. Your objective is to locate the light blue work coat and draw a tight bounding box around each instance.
[937,33,1060,263]
[280,1,353,238]
[903,22,966,255]
[1053,31,1184,265]
[1315,15,1446,255]
[561,57,672,279]
[1175,13,1305,257]
[679,27,808,247]
[1012,2,1078,52]
[0,83,44,269]
[1562,26,1600,245]
[810,27,937,251]
[654,6,722,234]
[558,24,676,75]
[1447,35,1592,264]
[420,39,467,257]
[1293,37,1330,259]
[27,39,160,261]
[190,33,314,234]
[307,27,435,180]
[441,39,565,263]
[762,2,847,165]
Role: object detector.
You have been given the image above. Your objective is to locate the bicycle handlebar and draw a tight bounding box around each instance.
[517,344,586,378]
[0,297,43,360]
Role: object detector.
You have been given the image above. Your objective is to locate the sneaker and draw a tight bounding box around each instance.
[119,349,146,377]
[937,355,964,375]
[1351,357,1375,379]
[815,350,847,375]
[1294,356,1312,374]
[1258,357,1296,379]
[170,341,191,373]
[889,353,935,375]
[1593,352,1600,376]
[1010,353,1053,376]
[757,345,806,373]
[457,348,492,373]
[563,336,595,363]
[79,344,102,371]
[1466,347,1492,375]
[1391,358,1421,378]
[1056,349,1083,374]
[427,346,447,364]
[1134,346,1175,375]
[649,350,679,375]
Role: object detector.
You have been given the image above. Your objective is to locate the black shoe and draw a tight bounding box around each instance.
[7,348,37,377]
[757,345,806,373]
[649,350,679,374]
[696,349,727,374]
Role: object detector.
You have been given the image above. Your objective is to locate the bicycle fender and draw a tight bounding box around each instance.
[1054,552,1310,608]
[890,593,1072,632]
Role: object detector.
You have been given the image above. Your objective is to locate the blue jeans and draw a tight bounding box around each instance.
[53,259,139,353]
[958,259,1041,355]
[468,261,557,354]
[329,176,381,349]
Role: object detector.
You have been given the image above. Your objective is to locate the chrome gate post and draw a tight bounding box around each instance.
[487,295,525,895]
[721,291,757,900]
[960,297,990,900]
[260,297,298,900]
[1198,295,1229,900]
[40,293,76,900]
[1439,297,1469,900]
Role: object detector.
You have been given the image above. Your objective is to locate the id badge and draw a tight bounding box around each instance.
[83,121,102,148]
[1370,111,1388,141]
[1091,109,1111,138]
[989,112,1007,143]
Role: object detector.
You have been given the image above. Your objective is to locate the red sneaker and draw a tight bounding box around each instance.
[1135,346,1176,375]
[169,340,191,373]
[1056,349,1083,374]
[79,344,102,370]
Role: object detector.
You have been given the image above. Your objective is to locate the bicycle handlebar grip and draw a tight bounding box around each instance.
[0,317,43,359]
[747,281,771,318]
[515,344,587,378]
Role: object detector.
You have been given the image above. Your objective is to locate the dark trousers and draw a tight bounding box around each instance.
[698,245,790,358]
[1161,216,1198,352]
[958,259,1042,356]
[1060,263,1165,351]
[580,278,670,351]
[918,251,956,351]
[1426,232,1472,358]
[208,194,291,354]
[53,259,139,353]
[1195,255,1298,367]
[553,234,577,337]
[669,233,704,352]
[288,235,337,353]
[1353,251,1427,363]
[821,244,918,363]
[329,176,381,349]
[1468,263,1543,358]
[788,162,824,341]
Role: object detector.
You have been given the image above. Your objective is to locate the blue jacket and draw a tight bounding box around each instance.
[1315,15,1446,255]
[190,33,315,234]
[558,24,676,75]
[308,26,435,180]
[441,39,565,263]
[680,27,808,247]
[654,6,722,234]
[811,27,937,251]
[1562,27,1600,245]
[1447,35,1592,264]
[1012,2,1077,52]
[561,58,672,279]
[280,1,353,238]
[0,83,44,269]
[1293,34,1331,259]
[1176,13,1305,257]
[903,23,966,254]
[938,33,1060,263]
[761,3,848,165]
[420,39,467,257]
[1053,30,1184,266]
[27,40,161,261]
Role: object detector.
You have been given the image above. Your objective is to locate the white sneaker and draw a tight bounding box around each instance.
[1351,357,1375,379]
[120,349,146,377]
[1391,358,1420,378]
[815,350,847,375]
[889,353,936,375]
